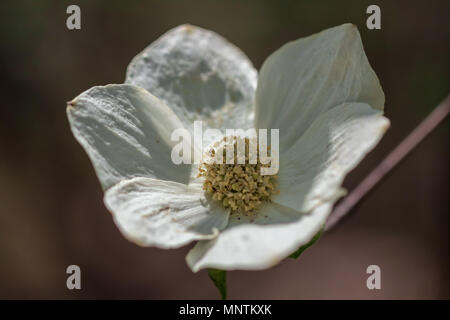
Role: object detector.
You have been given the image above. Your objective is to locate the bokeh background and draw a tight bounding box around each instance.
[0,0,448,299]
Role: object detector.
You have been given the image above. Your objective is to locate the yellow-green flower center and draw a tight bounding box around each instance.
[198,137,278,215]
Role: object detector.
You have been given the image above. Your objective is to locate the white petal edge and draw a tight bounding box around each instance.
[273,102,390,212]
[104,177,230,249]
[255,23,385,151]
[186,201,331,271]
[125,24,257,131]
[67,84,193,191]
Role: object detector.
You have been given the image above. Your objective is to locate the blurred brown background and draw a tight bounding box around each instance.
[0,0,448,299]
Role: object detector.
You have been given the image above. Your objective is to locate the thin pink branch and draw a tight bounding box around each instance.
[325,94,450,231]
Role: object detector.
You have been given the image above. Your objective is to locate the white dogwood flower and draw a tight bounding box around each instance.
[67,24,389,272]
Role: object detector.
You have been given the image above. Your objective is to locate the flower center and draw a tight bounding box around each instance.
[198,136,278,215]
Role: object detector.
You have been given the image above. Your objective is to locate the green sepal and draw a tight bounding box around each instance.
[289,229,323,259]
[207,268,227,300]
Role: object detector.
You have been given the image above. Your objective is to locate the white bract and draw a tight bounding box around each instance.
[67,24,389,271]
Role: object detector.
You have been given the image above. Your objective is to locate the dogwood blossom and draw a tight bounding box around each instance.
[67,23,389,272]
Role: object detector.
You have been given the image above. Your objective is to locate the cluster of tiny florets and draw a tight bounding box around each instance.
[198,137,278,214]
